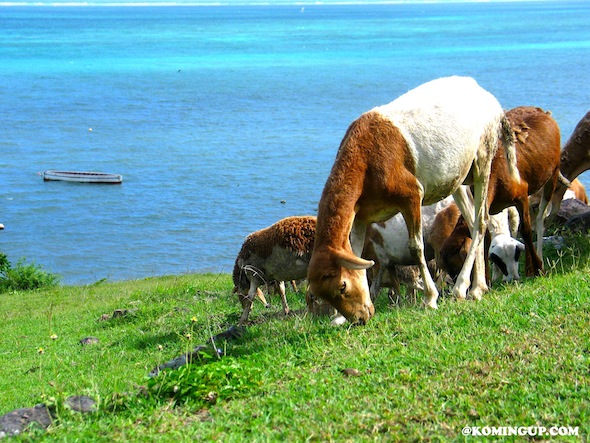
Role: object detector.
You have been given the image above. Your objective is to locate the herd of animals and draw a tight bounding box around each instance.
[232,76,590,326]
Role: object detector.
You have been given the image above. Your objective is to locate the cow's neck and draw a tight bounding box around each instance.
[315,149,367,254]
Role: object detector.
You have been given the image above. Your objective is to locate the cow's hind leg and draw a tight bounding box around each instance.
[453,161,492,301]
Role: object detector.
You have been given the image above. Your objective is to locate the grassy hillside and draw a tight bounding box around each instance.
[1,234,589,442]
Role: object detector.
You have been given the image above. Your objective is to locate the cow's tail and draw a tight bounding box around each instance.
[500,114,521,183]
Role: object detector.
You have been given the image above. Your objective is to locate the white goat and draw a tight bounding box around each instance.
[363,196,453,301]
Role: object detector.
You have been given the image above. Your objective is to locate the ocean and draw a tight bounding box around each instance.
[1,1,589,285]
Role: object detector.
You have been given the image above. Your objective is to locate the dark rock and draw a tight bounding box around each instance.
[65,395,96,413]
[0,404,53,438]
[112,309,137,318]
[555,199,590,226]
[98,309,138,322]
[543,235,565,250]
[565,211,590,233]
[149,325,246,377]
[79,336,100,346]
[214,325,245,341]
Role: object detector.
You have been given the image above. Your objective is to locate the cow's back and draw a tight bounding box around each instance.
[373,76,504,204]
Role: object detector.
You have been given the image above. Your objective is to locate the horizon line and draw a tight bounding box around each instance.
[0,0,563,6]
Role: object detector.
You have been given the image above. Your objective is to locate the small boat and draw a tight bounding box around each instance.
[42,170,123,184]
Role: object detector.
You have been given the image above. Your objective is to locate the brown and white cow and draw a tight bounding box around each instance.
[487,106,561,275]
[307,76,519,324]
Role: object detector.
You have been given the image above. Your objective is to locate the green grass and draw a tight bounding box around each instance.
[0,253,60,292]
[1,234,589,442]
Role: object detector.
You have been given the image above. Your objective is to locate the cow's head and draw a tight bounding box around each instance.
[308,248,375,325]
[489,234,525,283]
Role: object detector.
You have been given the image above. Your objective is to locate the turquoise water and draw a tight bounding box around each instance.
[1,2,589,284]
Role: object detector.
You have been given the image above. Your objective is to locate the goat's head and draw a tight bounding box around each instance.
[307,248,375,325]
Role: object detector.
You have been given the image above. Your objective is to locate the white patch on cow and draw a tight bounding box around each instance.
[366,196,453,299]
[373,77,504,205]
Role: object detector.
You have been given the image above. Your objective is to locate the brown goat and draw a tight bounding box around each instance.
[233,216,315,324]
[550,110,590,213]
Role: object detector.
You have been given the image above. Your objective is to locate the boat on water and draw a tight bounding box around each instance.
[42,170,123,184]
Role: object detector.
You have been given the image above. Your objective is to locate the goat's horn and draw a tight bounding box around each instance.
[557,171,572,188]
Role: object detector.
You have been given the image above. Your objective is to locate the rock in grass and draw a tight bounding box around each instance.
[341,368,361,377]
[98,309,137,322]
[565,211,590,233]
[79,336,100,346]
[148,325,246,377]
[65,396,96,413]
[213,325,245,341]
[0,396,98,438]
[112,309,137,318]
[554,198,590,227]
[0,404,53,438]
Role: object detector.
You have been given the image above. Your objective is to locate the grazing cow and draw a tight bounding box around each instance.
[363,196,452,301]
[485,106,561,275]
[307,76,519,324]
[550,110,590,213]
[233,216,315,324]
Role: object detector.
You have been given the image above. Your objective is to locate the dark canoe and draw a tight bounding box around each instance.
[42,170,123,184]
